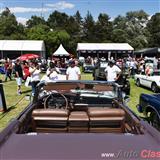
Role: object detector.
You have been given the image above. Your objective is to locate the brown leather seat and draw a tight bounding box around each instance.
[32,109,69,133]
[68,111,89,132]
[88,108,125,133]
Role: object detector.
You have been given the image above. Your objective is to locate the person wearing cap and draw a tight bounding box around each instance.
[105,60,121,82]
[66,60,81,80]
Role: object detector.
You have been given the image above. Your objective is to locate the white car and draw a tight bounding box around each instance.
[134,70,160,92]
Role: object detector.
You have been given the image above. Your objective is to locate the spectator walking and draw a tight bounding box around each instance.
[15,59,23,95]
[4,59,12,81]
[29,62,41,96]
[66,60,81,80]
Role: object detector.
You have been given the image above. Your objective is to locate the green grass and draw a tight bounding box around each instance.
[0,74,31,130]
[0,73,153,131]
[128,78,152,115]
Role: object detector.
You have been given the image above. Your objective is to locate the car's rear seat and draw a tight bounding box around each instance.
[32,107,125,133]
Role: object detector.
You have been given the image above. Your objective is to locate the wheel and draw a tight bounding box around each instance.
[151,83,158,93]
[44,92,68,109]
[136,79,140,87]
[150,111,160,131]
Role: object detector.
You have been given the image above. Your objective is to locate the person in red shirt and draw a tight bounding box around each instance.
[4,59,12,82]
[22,61,30,80]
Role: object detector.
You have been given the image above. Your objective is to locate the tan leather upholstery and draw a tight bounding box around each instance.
[93,84,113,91]
[88,108,125,133]
[32,109,69,133]
[88,108,125,117]
[68,111,89,132]
[32,109,69,117]
[31,107,126,133]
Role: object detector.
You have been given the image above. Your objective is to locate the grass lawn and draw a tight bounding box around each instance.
[0,73,153,131]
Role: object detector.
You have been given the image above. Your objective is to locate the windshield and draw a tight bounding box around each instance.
[38,82,118,99]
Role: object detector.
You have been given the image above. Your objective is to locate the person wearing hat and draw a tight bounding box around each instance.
[66,60,81,80]
[105,60,121,82]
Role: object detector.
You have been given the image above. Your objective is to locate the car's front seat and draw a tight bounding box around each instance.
[32,108,69,133]
[88,108,125,133]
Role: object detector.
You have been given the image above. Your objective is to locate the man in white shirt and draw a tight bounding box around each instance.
[66,61,81,80]
[105,60,121,82]
[29,62,41,96]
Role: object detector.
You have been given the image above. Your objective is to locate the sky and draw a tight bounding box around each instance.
[0,0,159,25]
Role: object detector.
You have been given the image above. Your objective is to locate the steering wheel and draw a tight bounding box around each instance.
[44,92,68,109]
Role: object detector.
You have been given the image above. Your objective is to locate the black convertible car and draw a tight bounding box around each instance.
[0,81,160,160]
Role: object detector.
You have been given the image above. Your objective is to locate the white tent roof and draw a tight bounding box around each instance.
[53,44,70,56]
[77,43,134,51]
[0,40,45,51]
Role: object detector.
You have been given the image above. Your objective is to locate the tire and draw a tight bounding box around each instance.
[151,83,158,93]
[150,111,160,131]
[136,79,140,87]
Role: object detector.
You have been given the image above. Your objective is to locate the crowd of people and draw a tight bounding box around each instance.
[1,55,160,96]
[2,57,81,96]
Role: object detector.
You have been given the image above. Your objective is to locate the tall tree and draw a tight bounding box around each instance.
[147,13,160,47]
[26,15,46,28]
[47,11,69,30]
[0,7,24,39]
[95,13,113,42]
[112,10,149,50]
[83,11,96,42]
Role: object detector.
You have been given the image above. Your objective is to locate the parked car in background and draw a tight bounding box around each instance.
[78,56,85,65]
[82,63,94,73]
[0,80,160,159]
[93,59,108,80]
[137,93,160,131]
[135,70,160,92]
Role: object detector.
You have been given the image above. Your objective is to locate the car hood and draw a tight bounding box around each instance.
[141,93,160,102]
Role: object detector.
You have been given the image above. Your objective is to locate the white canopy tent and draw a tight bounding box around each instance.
[53,44,70,56]
[77,43,134,51]
[0,40,46,59]
[77,43,134,59]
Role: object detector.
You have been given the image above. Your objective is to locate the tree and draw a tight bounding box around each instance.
[95,13,113,42]
[26,15,46,28]
[147,13,160,47]
[112,10,149,50]
[47,11,69,30]
[83,11,96,42]
[26,24,50,40]
[111,29,128,43]
[0,7,25,39]
[74,11,83,25]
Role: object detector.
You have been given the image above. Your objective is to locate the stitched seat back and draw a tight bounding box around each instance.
[32,109,69,133]
[68,111,89,133]
[88,108,125,133]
